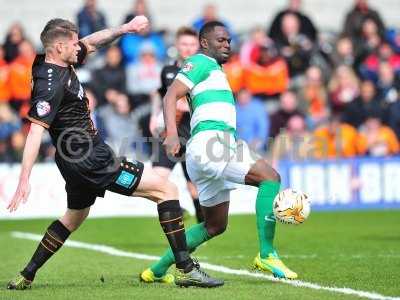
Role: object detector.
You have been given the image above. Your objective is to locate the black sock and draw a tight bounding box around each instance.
[157,200,193,272]
[21,220,70,281]
[193,198,204,223]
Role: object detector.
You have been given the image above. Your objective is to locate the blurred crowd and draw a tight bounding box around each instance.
[0,0,399,163]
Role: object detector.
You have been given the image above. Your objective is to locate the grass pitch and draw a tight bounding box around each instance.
[0,211,399,300]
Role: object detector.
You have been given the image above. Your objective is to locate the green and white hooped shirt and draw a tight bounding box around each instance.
[175,53,236,138]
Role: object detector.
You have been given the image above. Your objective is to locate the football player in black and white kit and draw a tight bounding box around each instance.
[6,17,223,290]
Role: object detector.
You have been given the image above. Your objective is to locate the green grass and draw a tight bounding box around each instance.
[0,211,399,300]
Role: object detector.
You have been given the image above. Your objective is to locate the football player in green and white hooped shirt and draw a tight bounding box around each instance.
[140,21,298,282]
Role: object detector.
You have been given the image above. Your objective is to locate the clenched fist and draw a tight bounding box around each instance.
[123,15,149,34]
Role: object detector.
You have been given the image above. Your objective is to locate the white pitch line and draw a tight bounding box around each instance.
[11,231,400,300]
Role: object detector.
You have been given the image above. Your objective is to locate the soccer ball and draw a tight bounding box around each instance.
[273,189,310,225]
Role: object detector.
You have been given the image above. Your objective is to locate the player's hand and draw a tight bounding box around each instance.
[123,15,149,34]
[7,178,31,212]
[163,134,181,157]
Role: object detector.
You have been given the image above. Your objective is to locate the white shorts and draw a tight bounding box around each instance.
[186,130,258,207]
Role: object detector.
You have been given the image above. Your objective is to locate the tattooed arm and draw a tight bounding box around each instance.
[81,15,149,53]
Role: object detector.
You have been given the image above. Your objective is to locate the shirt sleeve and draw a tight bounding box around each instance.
[27,78,64,128]
[74,41,88,67]
[158,66,169,97]
[175,56,209,90]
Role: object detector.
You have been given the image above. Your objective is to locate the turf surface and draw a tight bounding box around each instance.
[0,211,399,300]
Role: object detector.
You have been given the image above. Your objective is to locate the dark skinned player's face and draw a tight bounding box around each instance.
[203,26,231,64]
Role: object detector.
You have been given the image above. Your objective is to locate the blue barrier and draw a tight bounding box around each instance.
[278,157,400,210]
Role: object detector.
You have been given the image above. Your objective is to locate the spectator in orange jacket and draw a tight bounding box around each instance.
[224,52,244,94]
[243,41,289,97]
[0,45,11,102]
[357,114,400,156]
[298,65,329,128]
[8,40,35,114]
[313,114,359,159]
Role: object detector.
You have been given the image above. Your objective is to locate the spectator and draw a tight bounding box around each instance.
[191,3,237,45]
[8,40,36,115]
[269,91,303,138]
[272,12,314,78]
[97,92,140,155]
[123,0,152,24]
[269,0,318,43]
[224,52,244,94]
[359,42,400,82]
[91,45,126,106]
[0,139,14,162]
[330,36,355,68]
[0,103,21,139]
[313,114,359,159]
[243,41,289,97]
[377,62,400,105]
[343,0,385,43]
[0,45,11,103]
[240,27,269,66]
[3,23,25,63]
[235,89,269,152]
[342,80,383,128]
[386,28,400,53]
[86,87,107,139]
[0,103,22,162]
[328,65,360,112]
[298,65,329,128]
[119,19,166,64]
[126,43,162,107]
[271,114,313,163]
[354,17,384,62]
[387,103,400,141]
[77,0,107,38]
[10,127,25,161]
[357,114,399,156]
[379,62,400,139]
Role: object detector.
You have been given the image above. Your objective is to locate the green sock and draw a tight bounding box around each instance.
[151,222,210,277]
[256,180,280,259]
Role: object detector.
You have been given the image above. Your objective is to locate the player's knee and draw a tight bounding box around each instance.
[266,167,281,183]
[258,160,281,183]
[151,180,179,203]
[60,209,89,232]
[59,218,82,232]
[160,180,179,201]
[206,223,227,237]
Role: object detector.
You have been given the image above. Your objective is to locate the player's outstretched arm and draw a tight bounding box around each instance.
[80,15,149,53]
[163,80,190,156]
[7,123,45,212]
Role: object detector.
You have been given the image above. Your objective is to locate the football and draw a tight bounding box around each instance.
[273,189,311,224]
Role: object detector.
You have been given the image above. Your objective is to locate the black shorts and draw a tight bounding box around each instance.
[152,141,191,182]
[55,137,144,210]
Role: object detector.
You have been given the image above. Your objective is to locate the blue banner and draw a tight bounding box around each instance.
[278,157,400,210]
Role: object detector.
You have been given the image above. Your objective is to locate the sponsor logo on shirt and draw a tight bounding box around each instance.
[182,62,194,73]
[166,72,175,79]
[36,101,51,117]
